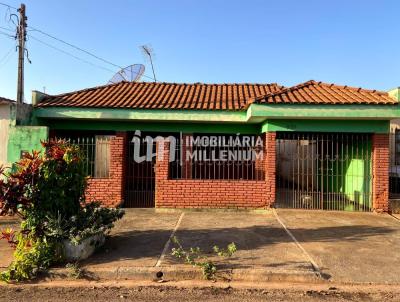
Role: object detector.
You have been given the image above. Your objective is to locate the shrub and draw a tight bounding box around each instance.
[0,140,124,282]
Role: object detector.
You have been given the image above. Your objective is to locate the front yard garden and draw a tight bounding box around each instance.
[0,140,124,282]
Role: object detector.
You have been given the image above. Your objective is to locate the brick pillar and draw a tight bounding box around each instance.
[265,132,276,207]
[115,131,128,206]
[372,133,389,212]
[155,141,169,207]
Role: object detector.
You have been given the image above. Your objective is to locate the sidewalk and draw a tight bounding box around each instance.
[70,209,318,282]
[2,208,400,284]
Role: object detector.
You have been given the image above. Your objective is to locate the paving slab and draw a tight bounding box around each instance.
[276,209,400,284]
[161,211,314,275]
[82,209,182,268]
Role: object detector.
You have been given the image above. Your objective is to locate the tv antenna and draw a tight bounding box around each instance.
[108,64,145,84]
[141,45,157,82]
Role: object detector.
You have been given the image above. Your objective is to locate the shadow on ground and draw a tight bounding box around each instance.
[85,223,394,269]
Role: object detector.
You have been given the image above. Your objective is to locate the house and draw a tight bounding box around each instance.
[17,80,400,212]
[0,97,14,167]
[0,95,47,169]
[387,87,400,202]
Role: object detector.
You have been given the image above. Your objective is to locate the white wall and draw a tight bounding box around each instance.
[0,104,11,167]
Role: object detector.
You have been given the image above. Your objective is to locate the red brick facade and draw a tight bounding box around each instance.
[83,131,389,212]
[372,133,389,212]
[154,133,276,209]
[265,132,276,207]
[85,132,126,207]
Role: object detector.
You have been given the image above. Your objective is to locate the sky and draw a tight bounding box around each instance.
[0,0,399,102]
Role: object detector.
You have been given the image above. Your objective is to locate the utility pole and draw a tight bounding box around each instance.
[16,3,27,122]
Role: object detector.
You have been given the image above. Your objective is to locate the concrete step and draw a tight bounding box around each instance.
[46,265,322,283]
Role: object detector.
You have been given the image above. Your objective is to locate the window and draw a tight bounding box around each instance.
[53,135,112,178]
[169,134,264,180]
[94,136,111,178]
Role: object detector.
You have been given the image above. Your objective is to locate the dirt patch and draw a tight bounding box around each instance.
[1,282,399,302]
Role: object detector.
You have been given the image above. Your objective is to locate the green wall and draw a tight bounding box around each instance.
[39,119,260,134]
[40,118,390,135]
[262,119,389,133]
[323,138,372,210]
[7,126,49,164]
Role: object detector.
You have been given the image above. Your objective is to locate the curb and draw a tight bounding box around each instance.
[154,208,272,214]
[47,266,321,283]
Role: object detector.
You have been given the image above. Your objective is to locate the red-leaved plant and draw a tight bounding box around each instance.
[0,139,86,244]
[0,150,42,218]
[0,228,17,248]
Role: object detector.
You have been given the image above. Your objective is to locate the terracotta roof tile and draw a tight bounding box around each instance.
[36,82,283,111]
[36,80,397,111]
[0,96,15,105]
[255,80,396,105]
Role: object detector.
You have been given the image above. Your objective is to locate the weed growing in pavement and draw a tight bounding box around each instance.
[65,262,83,279]
[171,236,237,280]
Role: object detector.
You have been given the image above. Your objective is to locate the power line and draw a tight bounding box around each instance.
[0,2,17,10]
[0,25,14,32]
[28,26,123,70]
[0,46,14,69]
[0,29,14,38]
[1,1,157,81]
[27,34,117,73]
[0,45,14,62]
[28,26,156,81]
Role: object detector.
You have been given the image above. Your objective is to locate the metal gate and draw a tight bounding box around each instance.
[389,131,400,199]
[276,132,372,211]
[124,133,156,208]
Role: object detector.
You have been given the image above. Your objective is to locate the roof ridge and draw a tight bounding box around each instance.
[254,80,392,102]
[52,81,126,98]
[314,81,389,96]
[46,82,282,99]
[252,80,314,102]
[0,96,15,103]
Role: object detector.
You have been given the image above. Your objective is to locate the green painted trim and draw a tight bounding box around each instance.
[33,107,250,123]
[249,104,400,120]
[33,103,400,126]
[7,126,49,164]
[42,120,260,134]
[262,119,389,133]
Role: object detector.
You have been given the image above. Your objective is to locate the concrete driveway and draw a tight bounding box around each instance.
[276,209,400,284]
[84,209,314,279]
[1,208,400,284]
[83,208,400,284]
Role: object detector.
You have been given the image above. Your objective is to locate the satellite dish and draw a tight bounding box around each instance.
[108,64,145,84]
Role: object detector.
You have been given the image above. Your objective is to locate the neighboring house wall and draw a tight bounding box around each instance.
[0,104,11,167]
[7,126,49,164]
[388,88,400,167]
[1,102,42,167]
